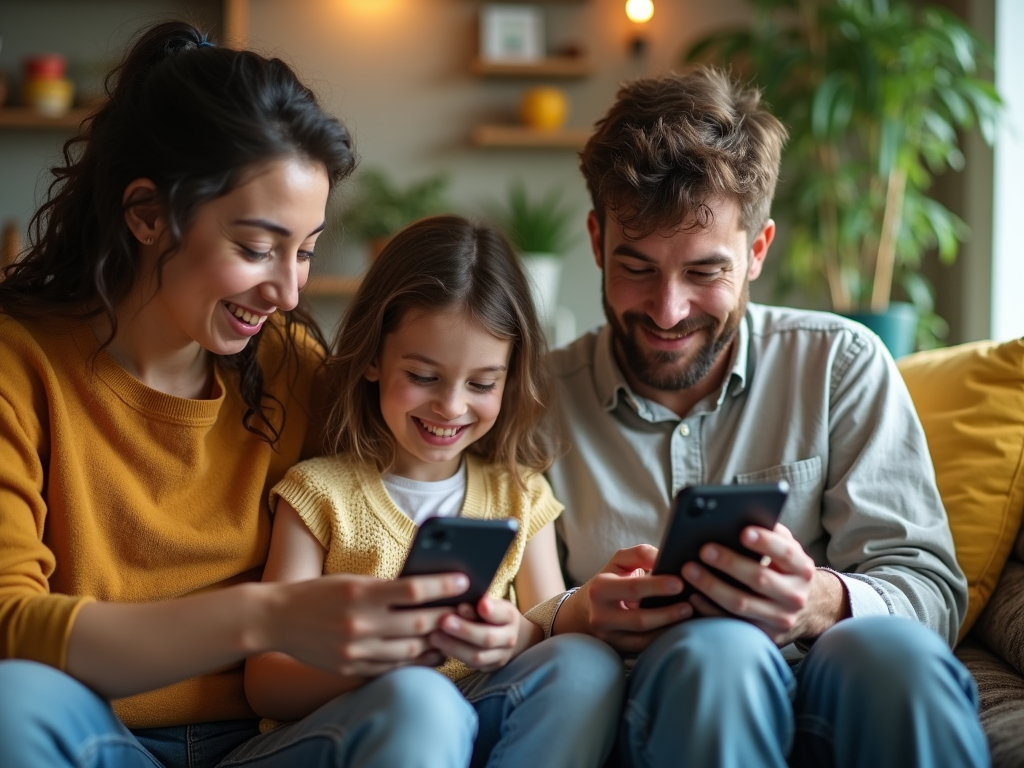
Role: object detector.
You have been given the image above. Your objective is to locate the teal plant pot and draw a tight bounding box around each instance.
[843,302,918,359]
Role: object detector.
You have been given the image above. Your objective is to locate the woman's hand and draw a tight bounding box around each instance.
[428,596,541,672]
[265,572,469,677]
[244,500,474,721]
[244,572,469,722]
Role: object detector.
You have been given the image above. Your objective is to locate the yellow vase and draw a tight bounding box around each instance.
[519,87,568,131]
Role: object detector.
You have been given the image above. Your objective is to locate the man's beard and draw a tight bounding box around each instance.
[603,282,747,392]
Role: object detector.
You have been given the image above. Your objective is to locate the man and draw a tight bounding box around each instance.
[526,67,987,768]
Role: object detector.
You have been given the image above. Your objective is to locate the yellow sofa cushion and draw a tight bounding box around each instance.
[898,339,1024,640]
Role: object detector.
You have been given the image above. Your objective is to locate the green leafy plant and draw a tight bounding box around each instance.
[341,168,451,241]
[686,0,1002,347]
[487,180,576,255]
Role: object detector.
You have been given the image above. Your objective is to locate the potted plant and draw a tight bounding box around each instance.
[685,0,1002,355]
[487,180,576,325]
[340,168,451,259]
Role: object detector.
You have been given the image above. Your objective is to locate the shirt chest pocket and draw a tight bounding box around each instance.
[734,456,823,526]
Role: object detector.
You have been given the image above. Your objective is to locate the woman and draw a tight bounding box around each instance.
[0,21,483,768]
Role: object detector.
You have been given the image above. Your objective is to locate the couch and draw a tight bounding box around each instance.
[898,338,1024,768]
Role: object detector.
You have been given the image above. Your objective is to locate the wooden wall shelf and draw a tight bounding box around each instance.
[472,57,592,77]
[304,274,361,297]
[0,0,245,130]
[471,125,591,148]
[0,107,94,129]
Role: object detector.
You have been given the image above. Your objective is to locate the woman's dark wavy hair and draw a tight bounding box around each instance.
[324,215,553,487]
[0,20,356,445]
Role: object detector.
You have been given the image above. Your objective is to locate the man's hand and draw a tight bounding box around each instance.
[683,523,850,646]
[554,545,694,653]
[428,597,539,672]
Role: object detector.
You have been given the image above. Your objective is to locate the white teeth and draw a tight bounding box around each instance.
[418,419,461,437]
[226,302,267,326]
[652,329,684,340]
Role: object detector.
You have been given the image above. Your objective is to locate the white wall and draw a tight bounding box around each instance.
[991,0,1024,340]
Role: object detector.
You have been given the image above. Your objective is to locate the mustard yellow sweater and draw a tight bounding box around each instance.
[270,452,563,682]
[0,314,322,728]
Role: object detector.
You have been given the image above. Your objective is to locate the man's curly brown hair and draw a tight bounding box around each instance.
[580,66,788,243]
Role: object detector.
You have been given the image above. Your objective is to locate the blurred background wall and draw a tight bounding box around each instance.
[0,0,1014,345]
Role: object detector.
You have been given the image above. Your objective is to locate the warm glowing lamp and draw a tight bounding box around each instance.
[625,0,653,57]
[625,0,654,24]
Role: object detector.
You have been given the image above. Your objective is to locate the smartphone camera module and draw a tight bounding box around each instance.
[424,530,453,551]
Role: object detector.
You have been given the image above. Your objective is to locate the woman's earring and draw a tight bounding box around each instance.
[144,237,154,245]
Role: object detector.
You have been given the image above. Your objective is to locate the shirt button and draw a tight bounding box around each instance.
[678,424,691,437]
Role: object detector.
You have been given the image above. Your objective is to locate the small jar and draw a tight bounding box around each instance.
[22,54,73,116]
[23,77,75,117]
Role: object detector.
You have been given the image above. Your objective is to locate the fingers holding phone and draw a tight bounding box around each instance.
[430,596,526,672]
[276,572,462,677]
[686,522,828,645]
[384,570,472,611]
[554,545,694,654]
[684,523,812,610]
[686,524,810,607]
[639,483,790,610]
[629,482,818,646]
[394,517,525,670]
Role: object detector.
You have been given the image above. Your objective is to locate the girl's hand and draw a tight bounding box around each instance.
[428,596,541,672]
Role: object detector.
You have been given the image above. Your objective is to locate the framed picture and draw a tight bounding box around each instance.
[480,4,544,63]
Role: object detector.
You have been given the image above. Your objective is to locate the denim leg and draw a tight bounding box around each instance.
[456,634,626,768]
[618,618,795,768]
[0,660,162,768]
[791,615,990,768]
[219,665,477,768]
[132,720,259,768]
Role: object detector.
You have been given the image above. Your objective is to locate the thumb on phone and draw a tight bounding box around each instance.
[605,544,660,575]
[475,596,516,626]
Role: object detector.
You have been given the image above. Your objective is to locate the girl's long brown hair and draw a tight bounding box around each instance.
[325,215,553,485]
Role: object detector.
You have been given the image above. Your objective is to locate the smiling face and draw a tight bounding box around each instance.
[365,309,512,482]
[137,157,329,357]
[590,196,774,413]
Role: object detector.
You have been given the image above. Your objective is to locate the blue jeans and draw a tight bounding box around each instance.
[456,633,626,768]
[617,616,989,768]
[0,661,475,768]
[0,634,623,768]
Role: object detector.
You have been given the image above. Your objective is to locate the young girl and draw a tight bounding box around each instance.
[244,215,625,768]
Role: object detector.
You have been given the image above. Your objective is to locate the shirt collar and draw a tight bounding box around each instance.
[595,324,631,412]
[727,312,750,398]
[593,313,752,417]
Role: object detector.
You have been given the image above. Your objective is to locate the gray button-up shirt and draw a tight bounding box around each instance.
[546,303,967,647]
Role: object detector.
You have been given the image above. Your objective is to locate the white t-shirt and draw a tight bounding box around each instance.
[383,461,467,526]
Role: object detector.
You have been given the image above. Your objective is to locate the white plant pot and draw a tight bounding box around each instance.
[520,252,562,325]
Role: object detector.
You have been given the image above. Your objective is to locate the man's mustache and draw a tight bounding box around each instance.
[621,313,716,338]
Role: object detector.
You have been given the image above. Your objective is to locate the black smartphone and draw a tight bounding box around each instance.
[397,517,519,609]
[639,482,790,609]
